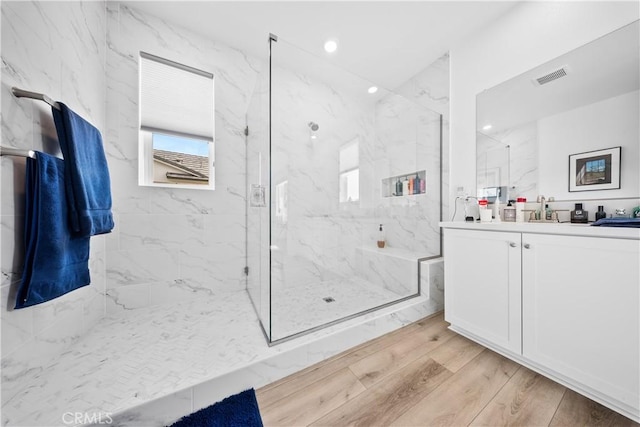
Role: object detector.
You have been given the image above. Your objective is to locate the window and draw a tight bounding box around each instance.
[139,52,215,189]
[339,139,359,203]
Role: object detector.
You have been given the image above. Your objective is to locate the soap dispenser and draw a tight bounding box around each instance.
[377,224,386,248]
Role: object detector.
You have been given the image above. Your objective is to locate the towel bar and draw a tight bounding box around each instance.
[11,87,60,110]
[0,146,36,158]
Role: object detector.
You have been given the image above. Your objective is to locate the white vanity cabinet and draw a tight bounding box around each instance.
[443,228,522,354]
[441,223,640,422]
[521,233,639,415]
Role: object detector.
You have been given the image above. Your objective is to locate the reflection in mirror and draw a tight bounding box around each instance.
[476,132,509,203]
[476,20,639,202]
[138,52,215,190]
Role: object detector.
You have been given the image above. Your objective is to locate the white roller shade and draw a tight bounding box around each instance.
[140,52,214,141]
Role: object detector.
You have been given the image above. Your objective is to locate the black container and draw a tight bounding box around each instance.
[395,179,402,196]
[595,205,607,221]
[571,203,589,223]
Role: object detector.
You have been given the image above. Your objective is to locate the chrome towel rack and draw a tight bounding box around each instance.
[11,87,60,111]
[0,146,36,158]
[2,87,61,158]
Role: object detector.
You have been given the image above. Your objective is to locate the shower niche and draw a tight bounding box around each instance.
[381,170,427,197]
[246,34,442,343]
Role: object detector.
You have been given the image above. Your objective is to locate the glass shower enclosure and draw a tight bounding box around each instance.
[247,35,442,343]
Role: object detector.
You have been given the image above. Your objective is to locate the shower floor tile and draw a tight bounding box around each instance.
[271,277,406,341]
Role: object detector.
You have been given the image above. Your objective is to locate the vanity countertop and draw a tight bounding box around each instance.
[439,221,640,240]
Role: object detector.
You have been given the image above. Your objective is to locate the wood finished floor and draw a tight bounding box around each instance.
[256,312,639,427]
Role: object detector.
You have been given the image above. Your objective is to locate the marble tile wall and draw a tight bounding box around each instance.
[1,1,451,415]
[104,3,262,312]
[1,0,108,409]
[371,93,442,255]
[396,53,450,221]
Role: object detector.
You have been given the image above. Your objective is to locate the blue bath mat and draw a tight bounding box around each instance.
[170,389,263,427]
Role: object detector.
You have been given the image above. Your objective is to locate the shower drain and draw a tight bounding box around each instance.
[323,297,335,303]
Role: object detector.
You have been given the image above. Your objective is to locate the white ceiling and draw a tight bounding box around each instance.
[122,1,518,90]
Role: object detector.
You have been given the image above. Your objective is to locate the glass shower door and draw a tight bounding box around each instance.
[245,41,270,338]
[268,36,442,342]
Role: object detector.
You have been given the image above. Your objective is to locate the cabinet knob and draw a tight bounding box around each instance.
[509,242,517,247]
[524,243,531,249]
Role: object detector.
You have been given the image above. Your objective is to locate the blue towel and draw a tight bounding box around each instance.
[15,152,91,309]
[171,389,263,427]
[52,103,114,236]
[591,217,640,228]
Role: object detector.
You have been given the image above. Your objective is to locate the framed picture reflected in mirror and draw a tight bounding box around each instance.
[569,146,621,192]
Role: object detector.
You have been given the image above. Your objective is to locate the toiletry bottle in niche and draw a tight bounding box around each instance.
[414,174,421,195]
[377,224,385,248]
[408,177,414,195]
[395,178,403,196]
[402,177,409,196]
[595,205,606,221]
[420,176,426,194]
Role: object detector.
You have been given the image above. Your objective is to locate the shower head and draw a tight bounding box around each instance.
[308,122,319,131]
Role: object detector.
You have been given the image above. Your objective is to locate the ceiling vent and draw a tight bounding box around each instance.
[533,65,570,86]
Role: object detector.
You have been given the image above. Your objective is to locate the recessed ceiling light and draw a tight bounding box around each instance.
[368,86,378,94]
[482,124,492,131]
[324,39,338,53]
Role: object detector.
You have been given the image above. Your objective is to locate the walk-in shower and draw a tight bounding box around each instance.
[246,34,443,343]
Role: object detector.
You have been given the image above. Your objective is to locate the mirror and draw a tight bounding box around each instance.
[476,20,639,202]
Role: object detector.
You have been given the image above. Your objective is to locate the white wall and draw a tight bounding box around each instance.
[449,1,639,215]
[539,90,639,200]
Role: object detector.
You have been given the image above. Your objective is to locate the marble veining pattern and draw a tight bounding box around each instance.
[2,3,450,425]
[2,292,262,426]
[1,0,108,412]
[1,287,444,427]
[104,2,260,312]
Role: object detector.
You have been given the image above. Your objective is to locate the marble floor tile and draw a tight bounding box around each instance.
[2,281,423,426]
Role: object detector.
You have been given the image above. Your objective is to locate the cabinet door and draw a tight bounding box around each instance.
[444,228,522,354]
[522,233,639,412]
